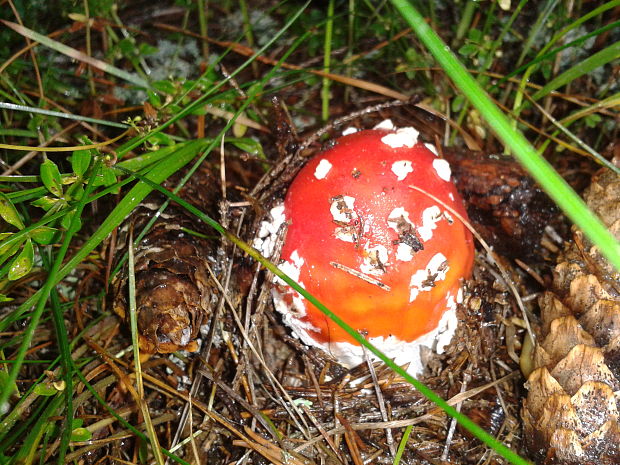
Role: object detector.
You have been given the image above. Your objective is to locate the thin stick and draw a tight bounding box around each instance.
[330,261,391,291]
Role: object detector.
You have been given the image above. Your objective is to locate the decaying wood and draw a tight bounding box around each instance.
[443,148,558,260]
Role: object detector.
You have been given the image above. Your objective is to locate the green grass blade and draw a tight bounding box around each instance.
[532,41,620,101]
[1,20,150,89]
[0,102,129,129]
[0,161,102,414]
[389,0,620,275]
[115,164,532,465]
[393,425,413,465]
[497,20,620,86]
[72,369,191,465]
[539,0,620,57]
[14,394,64,465]
[49,288,73,465]
[0,142,204,411]
[322,0,335,122]
[112,1,311,159]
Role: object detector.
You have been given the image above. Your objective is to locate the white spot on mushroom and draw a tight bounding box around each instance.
[275,250,304,285]
[425,143,439,156]
[314,159,332,180]
[360,244,389,276]
[388,207,419,262]
[417,205,443,242]
[409,253,449,302]
[330,195,356,223]
[253,205,286,257]
[448,192,455,201]
[330,196,360,243]
[335,230,356,243]
[342,126,358,135]
[381,127,420,149]
[391,160,413,181]
[387,207,414,233]
[373,119,395,131]
[433,158,451,181]
[396,243,414,262]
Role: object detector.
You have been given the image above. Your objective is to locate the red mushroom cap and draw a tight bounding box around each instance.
[272,125,474,370]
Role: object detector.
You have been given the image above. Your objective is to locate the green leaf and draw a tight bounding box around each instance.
[229,138,266,159]
[40,159,63,197]
[66,183,85,203]
[30,226,58,245]
[118,37,137,57]
[0,234,24,264]
[458,43,478,57]
[92,166,117,187]
[468,28,483,42]
[0,294,13,302]
[584,114,602,129]
[31,195,58,212]
[138,42,158,56]
[146,132,174,147]
[8,238,34,280]
[451,94,466,112]
[147,90,162,108]
[70,150,92,177]
[61,175,79,185]
[70,427,92,442]
[33,383,58,397]
[152,79,177,95]
[0,193,25,229]
[60,211,81,232]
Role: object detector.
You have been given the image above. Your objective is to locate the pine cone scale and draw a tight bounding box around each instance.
[523,167,620,464]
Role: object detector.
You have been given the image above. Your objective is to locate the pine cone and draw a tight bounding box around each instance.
[111,162,220,354]
[522,165,620,464]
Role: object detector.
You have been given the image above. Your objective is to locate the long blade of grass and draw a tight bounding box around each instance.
[128,231,165,465]
[115,165,532,465]
[532,41,620,101]
[515,0,560,67]
[536,0,620,60]
[389,0,620,274]
[0,141,204,410]
[496,20,620,86]
[321,0,335,122]
[72,369,191,465]
[0,159,102,440]
[15,394,64,465]
[393,425,413,465]
[1,20,150,89]
[0,102,129,129]
[48,288,73,465]
[113,1,311,159]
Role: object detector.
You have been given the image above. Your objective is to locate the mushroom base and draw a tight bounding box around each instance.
[272,280,459,377]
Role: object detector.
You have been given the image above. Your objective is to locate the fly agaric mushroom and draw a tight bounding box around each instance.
[267,122,475,375]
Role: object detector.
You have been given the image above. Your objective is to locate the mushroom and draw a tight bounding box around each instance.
[270,122,475,375]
